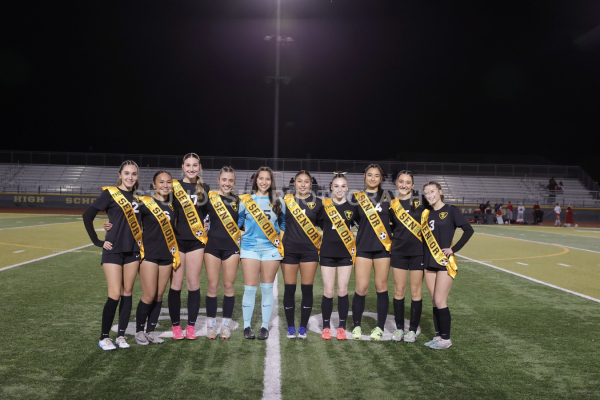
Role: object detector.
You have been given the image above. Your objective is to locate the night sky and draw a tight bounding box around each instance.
[2,1,599,178]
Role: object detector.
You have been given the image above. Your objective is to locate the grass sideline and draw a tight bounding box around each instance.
[1,215,600,399]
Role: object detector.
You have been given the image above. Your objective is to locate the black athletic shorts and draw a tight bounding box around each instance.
[282,251,319,264]
[101,252,141,266]
[143,258,173,266]
[177,239,205,254]
[391,254,424,270]
[320,256,353,267]
[356,250,390,260]
[204,248,239,261]
[425,265,447,272]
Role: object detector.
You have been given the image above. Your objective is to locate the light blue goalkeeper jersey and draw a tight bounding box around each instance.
[237,195,286,252]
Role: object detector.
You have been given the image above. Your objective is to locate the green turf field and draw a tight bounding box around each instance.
[1,213,600,399]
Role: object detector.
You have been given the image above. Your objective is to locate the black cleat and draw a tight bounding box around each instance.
[244,327,255,339]
[258,327,269,340]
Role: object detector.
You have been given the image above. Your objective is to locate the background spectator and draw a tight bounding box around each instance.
[506,201,514,223]
[565,203,575,227]
[517,202,525,223]
[494,201,502,214]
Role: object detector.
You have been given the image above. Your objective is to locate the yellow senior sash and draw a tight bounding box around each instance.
[102,186,144,258]
[421,209,458,278]
[139,196,181,270]
[353,191,392,252]
[283,194,321,251]
[239,194,284,257]
[172,179,207,245]
[390,198,422,242]
[208,191,241,249]
[323,198,356,264]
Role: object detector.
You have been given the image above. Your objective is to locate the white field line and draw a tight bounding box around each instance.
[476,232,600,254]
[262,273,281,400]
[13,250,25,253]
[0,243,94,272]
[489,226,600,238]
[557,263,571,267]
[0,221,80,230]
[457,254,600,304]
[516,262,528,265]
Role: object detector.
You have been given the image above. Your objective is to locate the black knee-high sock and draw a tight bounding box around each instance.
[338,295,349,329]
[352,293,366,327]
[100,297,119,341]
[300,284,314,328]
[168,289,181,327]
[146,301,162,333]
[438,307,451,340]
[117,295,132,337]
[376,291,389,330]
[136,300,153,333]
[283,284,296,328]
[188,289,201,326]
[409,300,423,332]
[432,307,440,336]
[393,298,405,330]
[206,295,218,319]
[222,295,235,319]
[321,296,333,329]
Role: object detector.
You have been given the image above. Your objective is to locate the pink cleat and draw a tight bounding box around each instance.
[185,325,197,340]
[172,325,185,340]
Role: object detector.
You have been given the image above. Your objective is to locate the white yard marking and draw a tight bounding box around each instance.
[557,263,571,267]
[13,250,25,253]
[516,262,528,265]
[0,221,81,231]
[0,244,94,272]
[476,232,600,255]
[262,273,281,400]
[457,254,600,304]
[95,228,105,231]
[493,226,600,238]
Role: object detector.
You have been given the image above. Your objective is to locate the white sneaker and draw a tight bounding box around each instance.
[135,331,149,346]
[429,338,452,349]
[403,331,417,343]
[98,338,117,351]
[145,331,164,344]
[115,336,130,349]
[424,336,441,347]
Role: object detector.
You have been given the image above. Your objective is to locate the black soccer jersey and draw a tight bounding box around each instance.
[91,188,141,254]
[172,181,210,241]
[202,193,240,251]
[139,199,177,261]
[390,198,424,256]
[282,194,323,254]
[423,204,474,268]
[319,200,358,258]
[354,190,392,252]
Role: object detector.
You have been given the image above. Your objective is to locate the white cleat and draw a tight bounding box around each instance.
[115,336,131,349]
[98,338,117,351]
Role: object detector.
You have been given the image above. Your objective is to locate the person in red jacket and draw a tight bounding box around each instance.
[506,201,513,224]
[565,204,575,227]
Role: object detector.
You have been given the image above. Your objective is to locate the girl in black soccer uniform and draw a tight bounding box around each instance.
[389,171,424,343]
[351,164,392,341]
[318,173,358,340]
[202,166,240,339]
[422,181,474,350]
[281,171,323,339]
[82,160,141,351]
[170,153,209,340]
[134,171,179,346]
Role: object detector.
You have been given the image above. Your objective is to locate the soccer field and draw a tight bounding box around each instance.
[1,213,600,399]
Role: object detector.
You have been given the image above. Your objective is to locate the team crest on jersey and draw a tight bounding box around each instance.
[382,194,389,202]
[307,202,316,210]
[231,202,238,212]
[414,201,421,208]
[344,210,353,220]
[439,212,448,220]
[269,203,274,209]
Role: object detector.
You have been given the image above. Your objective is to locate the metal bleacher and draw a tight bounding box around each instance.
[1,163,598,207]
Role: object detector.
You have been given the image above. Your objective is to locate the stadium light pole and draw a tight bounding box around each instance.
[264,0,292,161]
